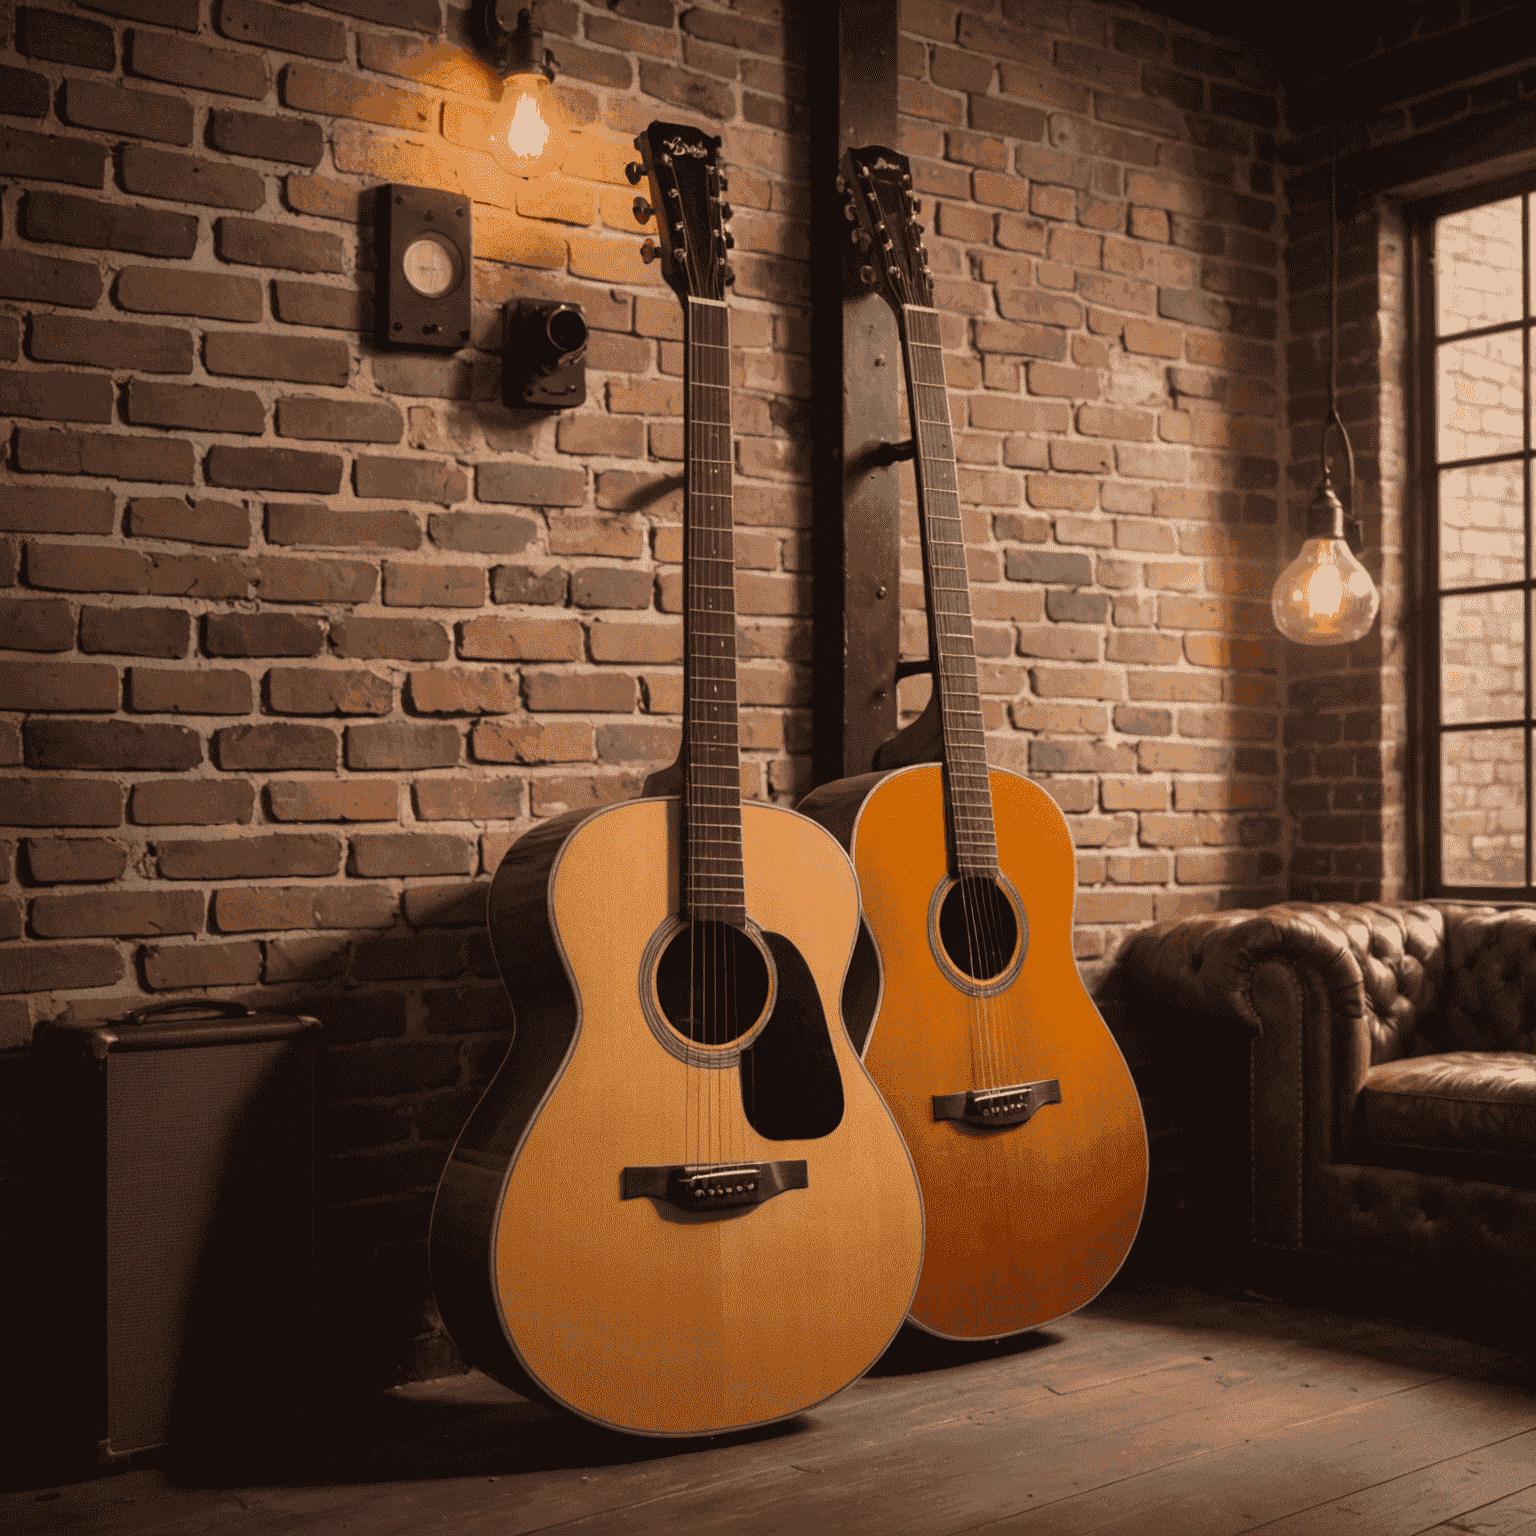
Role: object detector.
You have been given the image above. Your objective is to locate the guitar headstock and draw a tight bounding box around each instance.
[840,144,932,313]
[628,121,734,304]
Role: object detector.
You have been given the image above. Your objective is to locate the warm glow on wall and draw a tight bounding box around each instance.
[474,1,566,179]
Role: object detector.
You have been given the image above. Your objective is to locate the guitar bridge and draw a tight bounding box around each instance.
[932,1080,1061,1130]
[621,1160,808,1213]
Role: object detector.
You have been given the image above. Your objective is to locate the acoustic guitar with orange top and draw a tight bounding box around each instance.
[798,144,1148,1342]
[429,123,924,1436]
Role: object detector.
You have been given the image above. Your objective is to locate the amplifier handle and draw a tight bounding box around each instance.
[125,1000,255,1025]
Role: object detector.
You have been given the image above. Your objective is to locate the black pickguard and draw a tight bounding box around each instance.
[739,931,845,1140]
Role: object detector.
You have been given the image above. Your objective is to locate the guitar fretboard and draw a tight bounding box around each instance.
[902,304,999,878]
[683,296,745,924]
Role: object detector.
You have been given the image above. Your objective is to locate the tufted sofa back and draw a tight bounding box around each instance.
[1436,905,1536,1055]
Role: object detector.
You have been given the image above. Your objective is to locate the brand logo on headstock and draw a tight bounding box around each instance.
[665,137,709,158]
[871,156,903,172]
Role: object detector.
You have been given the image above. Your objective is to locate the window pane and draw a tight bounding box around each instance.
[1437,197,1522,336]
[1438,329,1525,462]
[1441,729,1526,886]
[1440,461,1525,586]
[1441,589,1524,724]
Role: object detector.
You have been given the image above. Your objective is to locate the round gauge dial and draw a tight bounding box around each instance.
[401,233,462,298]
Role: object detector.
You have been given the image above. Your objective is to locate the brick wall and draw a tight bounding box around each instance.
[1,0,1294,1387]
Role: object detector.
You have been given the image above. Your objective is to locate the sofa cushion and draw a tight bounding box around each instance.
[1358,1051,1536,1156]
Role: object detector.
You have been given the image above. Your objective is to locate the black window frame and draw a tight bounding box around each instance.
[1415,171,1536,900]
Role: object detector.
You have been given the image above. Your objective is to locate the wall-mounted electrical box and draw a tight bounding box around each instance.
[502,300,587,410]
[376,183,472,351]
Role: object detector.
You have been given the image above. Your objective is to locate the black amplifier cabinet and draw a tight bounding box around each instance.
[29,1001,320,1462]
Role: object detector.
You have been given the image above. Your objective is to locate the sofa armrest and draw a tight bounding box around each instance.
[1118,901,1447,1249]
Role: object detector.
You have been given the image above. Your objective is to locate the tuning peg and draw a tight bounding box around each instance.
[843,204,856,222]
[851,228,871,252]
[912,199,922,214]
[625,161,644,185]
[859,264,876,287]
[724,232,735,249]
[723,265,736,286]
[640,240,658,264]
[720,203,733,221]
[835,174,846,193]
[633,196,654,224]
[719,176,729,192]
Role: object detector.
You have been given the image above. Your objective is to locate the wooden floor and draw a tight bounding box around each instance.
[8,1279,1536,1536]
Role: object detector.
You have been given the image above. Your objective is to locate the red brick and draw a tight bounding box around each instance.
[79,605,188,658]
[588,618,682,664]
[2,778,123,827]
[281,61,434,131]
[17,429,193,483]
[0,124,106,188]
[490,565,568,606]
[413,779,524,821]
[205,445,344,494]
[60,78,193,145]
[204,612,324,657]
[407,669,519,715]
[24,190,200,258]
[116,265,264,322]
[529,770,646,816]
[382,562,485,608]
[0,251,104,309]
[125,381,266,435]
[427,513,536,556]
[17,7,115,68]
[0,63,51,117]
[205,331,351,387]
[329,616,448,660]
[127,667,251,715]
[127,497,250,548]
[524,671,635,713]
[348,832,474,878]
[572,568,653,610]
[345,721,460,770]
[24,837,128,884]
[455,617,577,663]
[0,661,117,712]
[215,214,348,274]
[355,456,467,506]
[213,882,395,932]
[0,597,74,651]
[25,718,201,771]
[253,556,376,605]
[131,778,255,825]
[216,0,347,61]
[276,397,402,444]
[265,504,419,551]
[476,462,586,507]
[143,939,262,990]
[472,718,593,764]
[0,372,114,424]
[0,943,123,994]
[265,780,398,823]
[32,887,202,938]
[0,487,114,536]
[209,109,325,167]
[120,144,265,211]
[267,667,391,716]
[32,314,194,375]
[213,722,336,770]
[155,833,342,879]
[270,279,371,331]
[126,28,269,100]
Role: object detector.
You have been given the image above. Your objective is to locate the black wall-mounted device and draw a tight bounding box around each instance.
[377,182,473,351]
[502,299,587,409]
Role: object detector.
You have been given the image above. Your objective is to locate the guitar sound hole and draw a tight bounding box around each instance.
[937,877,1019,983]
[654,919,771,1046]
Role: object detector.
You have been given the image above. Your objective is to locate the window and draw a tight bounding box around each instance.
[1424,184,1536,895]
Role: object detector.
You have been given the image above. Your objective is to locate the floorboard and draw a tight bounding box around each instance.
[4,1281,1534,1536]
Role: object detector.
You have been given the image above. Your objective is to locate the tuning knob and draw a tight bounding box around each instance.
[835,174,846,193]
[640,240,658,264]
[720,203,733,221]
[633,196,654,224]
[719,176,729,192]
[843,203,857,222]
[724,232,735,248]
[859,264,876,286]
[625,160,644,184]
[913,200,922,214]
[723,265,736,286]
[852,228,872,252]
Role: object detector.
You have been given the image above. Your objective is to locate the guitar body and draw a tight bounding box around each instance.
[800,763,1147,1340]
[430,796,925,1437]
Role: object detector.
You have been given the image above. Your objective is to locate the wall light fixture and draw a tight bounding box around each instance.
[475,2,566,179]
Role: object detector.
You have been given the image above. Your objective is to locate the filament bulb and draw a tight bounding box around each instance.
[1271,536,1379,646]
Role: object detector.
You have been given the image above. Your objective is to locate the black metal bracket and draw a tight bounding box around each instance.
[873,439,915,466]
[894,657,933,682]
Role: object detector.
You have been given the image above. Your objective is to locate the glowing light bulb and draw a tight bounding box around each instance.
[1271,535,1380,646]
[487,72,564,179]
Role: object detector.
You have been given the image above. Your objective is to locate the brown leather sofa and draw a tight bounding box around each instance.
[1116,901,1536,1298]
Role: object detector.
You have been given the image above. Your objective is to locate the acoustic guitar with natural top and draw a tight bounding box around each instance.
[798,144,1148,1342]
[429,122,924,1437]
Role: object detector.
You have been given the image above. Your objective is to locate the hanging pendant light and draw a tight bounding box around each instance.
[1271,129,1380,647]
[476,2,567,180]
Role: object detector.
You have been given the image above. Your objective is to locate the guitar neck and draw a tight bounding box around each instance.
[900,304,999,879]
[683,295,745,924]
